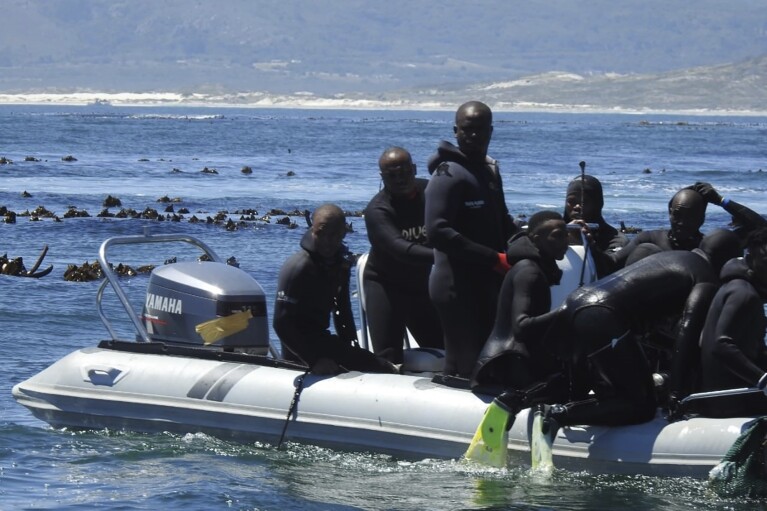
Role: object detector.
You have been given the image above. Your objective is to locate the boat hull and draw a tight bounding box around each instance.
[12,346,757,477]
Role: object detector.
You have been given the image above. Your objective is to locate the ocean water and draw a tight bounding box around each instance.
[1,105,767,510]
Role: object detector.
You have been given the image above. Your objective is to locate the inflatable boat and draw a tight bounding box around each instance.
[11,232,763,479]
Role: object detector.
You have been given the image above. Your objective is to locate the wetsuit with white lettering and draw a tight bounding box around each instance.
[425,141,517,377]
[363,178,443,363]
[274,231,395,373]
[699,258,767,417]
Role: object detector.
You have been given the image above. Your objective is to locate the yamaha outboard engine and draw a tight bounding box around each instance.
[141,261,270,354]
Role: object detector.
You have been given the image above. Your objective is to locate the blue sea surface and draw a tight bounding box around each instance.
[1,105,767,510]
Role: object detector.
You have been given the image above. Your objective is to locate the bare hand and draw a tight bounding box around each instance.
[568,219,594,246]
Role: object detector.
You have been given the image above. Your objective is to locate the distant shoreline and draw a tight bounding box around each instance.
[1,92,766,117]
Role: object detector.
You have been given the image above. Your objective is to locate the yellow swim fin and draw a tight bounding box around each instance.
[195,309,253,345]
[464,399,512,468]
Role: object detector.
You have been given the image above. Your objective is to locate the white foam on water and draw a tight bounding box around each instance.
[2,91,767,116]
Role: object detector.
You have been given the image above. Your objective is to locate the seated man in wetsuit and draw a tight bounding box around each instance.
[273,204,398,375]
[363,147,443,364]
[698,227,767,418]
[538,229,742,428]
[563,174,628,278]
[596,184,764,275]
[471,210,569,393]
[593,187,709,274]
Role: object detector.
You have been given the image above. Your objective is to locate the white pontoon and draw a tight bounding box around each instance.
[12,232,761,478]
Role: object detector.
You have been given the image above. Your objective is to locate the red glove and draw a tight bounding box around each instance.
[493,253,511,274]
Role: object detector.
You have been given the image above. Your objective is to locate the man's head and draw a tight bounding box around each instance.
[454,101,493,161]
[564,174,605,223]
[311,204,347,258]
[528,210,569,260]
[378,146,417,198]
[746,227,767,287]
[668,188,707,242]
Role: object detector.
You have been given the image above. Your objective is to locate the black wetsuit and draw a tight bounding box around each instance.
[273,230,395,373]
[562,177,628,278]
[425,141,517,377]
[597,199,766,274]
[584,220,627,276]
[699,258,767,417]
[471,234,564,391]
[550,249,718,427]
[363,178,443,364]
[594,228,699,275]
[722,199,767,245]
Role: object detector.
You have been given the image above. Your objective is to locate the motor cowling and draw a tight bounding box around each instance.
[141,261,270,354]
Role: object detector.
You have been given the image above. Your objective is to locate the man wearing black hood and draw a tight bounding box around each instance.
[698,227,767,418]
[563,174,627,278]
[425,101,518,378]
[274,204,398,375]
[471,210,569,392]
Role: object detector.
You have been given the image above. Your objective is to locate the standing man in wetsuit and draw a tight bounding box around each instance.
[274,204,398,375]
[363,147,444,364]
[425,101,518,378]
[699,227,767,418]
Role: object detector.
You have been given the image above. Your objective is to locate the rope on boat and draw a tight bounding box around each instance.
[277,369,310,449]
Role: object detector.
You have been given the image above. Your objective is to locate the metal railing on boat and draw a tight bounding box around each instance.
[95,228,222,343]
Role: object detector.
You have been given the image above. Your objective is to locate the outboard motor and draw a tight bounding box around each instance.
[141,261,270,354]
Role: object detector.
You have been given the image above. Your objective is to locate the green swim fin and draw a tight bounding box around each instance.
[530,405,555,473]
[464,399,512,468]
